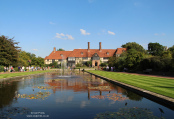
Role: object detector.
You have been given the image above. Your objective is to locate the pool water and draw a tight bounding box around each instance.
[0,72,173,119]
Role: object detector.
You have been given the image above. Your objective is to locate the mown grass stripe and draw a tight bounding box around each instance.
[107,75,174,87]
[120,80,174,97]
[88,70,174,98]
[123,77,174,87]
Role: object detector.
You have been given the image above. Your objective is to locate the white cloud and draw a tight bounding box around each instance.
[55,33,74,40]
[56,33,65,39]
[108,31,115,35]
[32,49,38,51]
[80,29,90,35]
[154,33,166,36]
[66,34,74,40]
[49,22,56,25]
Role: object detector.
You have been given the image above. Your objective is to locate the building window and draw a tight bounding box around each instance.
[47,59,49,61]
[60,54,63,56]
[81,52,83,55]
[52,59,55,63]
[68,57,75,61]
[116,54,120,57]
[106,52,109,55]
[82,57,88,60]
[103,57,109,60]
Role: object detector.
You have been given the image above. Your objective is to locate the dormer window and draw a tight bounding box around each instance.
[106,52,109,55]
[81,52,83,55]
[60,54,63,56]
[122,50,125,52]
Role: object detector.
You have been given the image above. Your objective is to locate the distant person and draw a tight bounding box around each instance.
[18,66,20,72]
[29,66,31,71]
[111,67,113,71]
[106,66,109,71]
[22,66,25,72]
[4,66,6,72]
[31,66,33,71]
[11,66,13,72]
[7,67,9,72]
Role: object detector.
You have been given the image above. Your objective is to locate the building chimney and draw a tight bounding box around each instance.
[53,47,56,53]
[88,42,90,50]
[99,42,102,51]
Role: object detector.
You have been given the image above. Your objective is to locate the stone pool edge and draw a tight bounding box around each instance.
[85,71,174,110]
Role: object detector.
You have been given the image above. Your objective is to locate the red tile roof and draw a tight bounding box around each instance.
[86,49,116,57]
[44,51,73,60]
[68,49,117,57]
[45,48,126,59]
[116,48,127,54]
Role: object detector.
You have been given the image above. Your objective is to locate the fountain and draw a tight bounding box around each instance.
[58,56,71,77]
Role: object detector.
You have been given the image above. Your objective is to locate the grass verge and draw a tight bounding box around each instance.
[0,70,54,79]
[88,70,174,99]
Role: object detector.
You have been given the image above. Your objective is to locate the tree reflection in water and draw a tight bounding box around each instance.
[0,80,18,108]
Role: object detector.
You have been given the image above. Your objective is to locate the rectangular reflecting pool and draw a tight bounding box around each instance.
[0,72,173,119]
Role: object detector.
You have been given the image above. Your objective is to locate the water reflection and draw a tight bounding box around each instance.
[0,72,173,119]
[0,80,18,108]
[94,107,165,119]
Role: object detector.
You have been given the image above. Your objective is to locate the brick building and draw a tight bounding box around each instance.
[44,42,126,67]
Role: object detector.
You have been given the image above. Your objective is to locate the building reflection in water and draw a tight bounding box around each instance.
[45,73,142,101]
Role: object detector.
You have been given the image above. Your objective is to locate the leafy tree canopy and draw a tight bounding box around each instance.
[161,51,172,59]
[168,45,174,52]
[168,45,174,58]
[125,49,144,69]
[121,42,146,53]
[0,35,20,67]
[148,42,164,56]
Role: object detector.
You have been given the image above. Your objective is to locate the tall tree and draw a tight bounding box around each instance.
[36,57,44,67]
[0,35,20,67]
[168,45,174,58]
[148,42,164,56]
[125,49,144,70]
[18,51,31,66]
[121,42,146,53]
[168,45,174,52]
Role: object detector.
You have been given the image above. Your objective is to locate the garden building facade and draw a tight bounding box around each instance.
[44,42,126,67]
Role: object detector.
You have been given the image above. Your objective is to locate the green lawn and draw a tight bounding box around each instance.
[0,70,54,79]
[88,70,174,99]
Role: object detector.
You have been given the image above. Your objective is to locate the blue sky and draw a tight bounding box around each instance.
[0,0,174,58]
